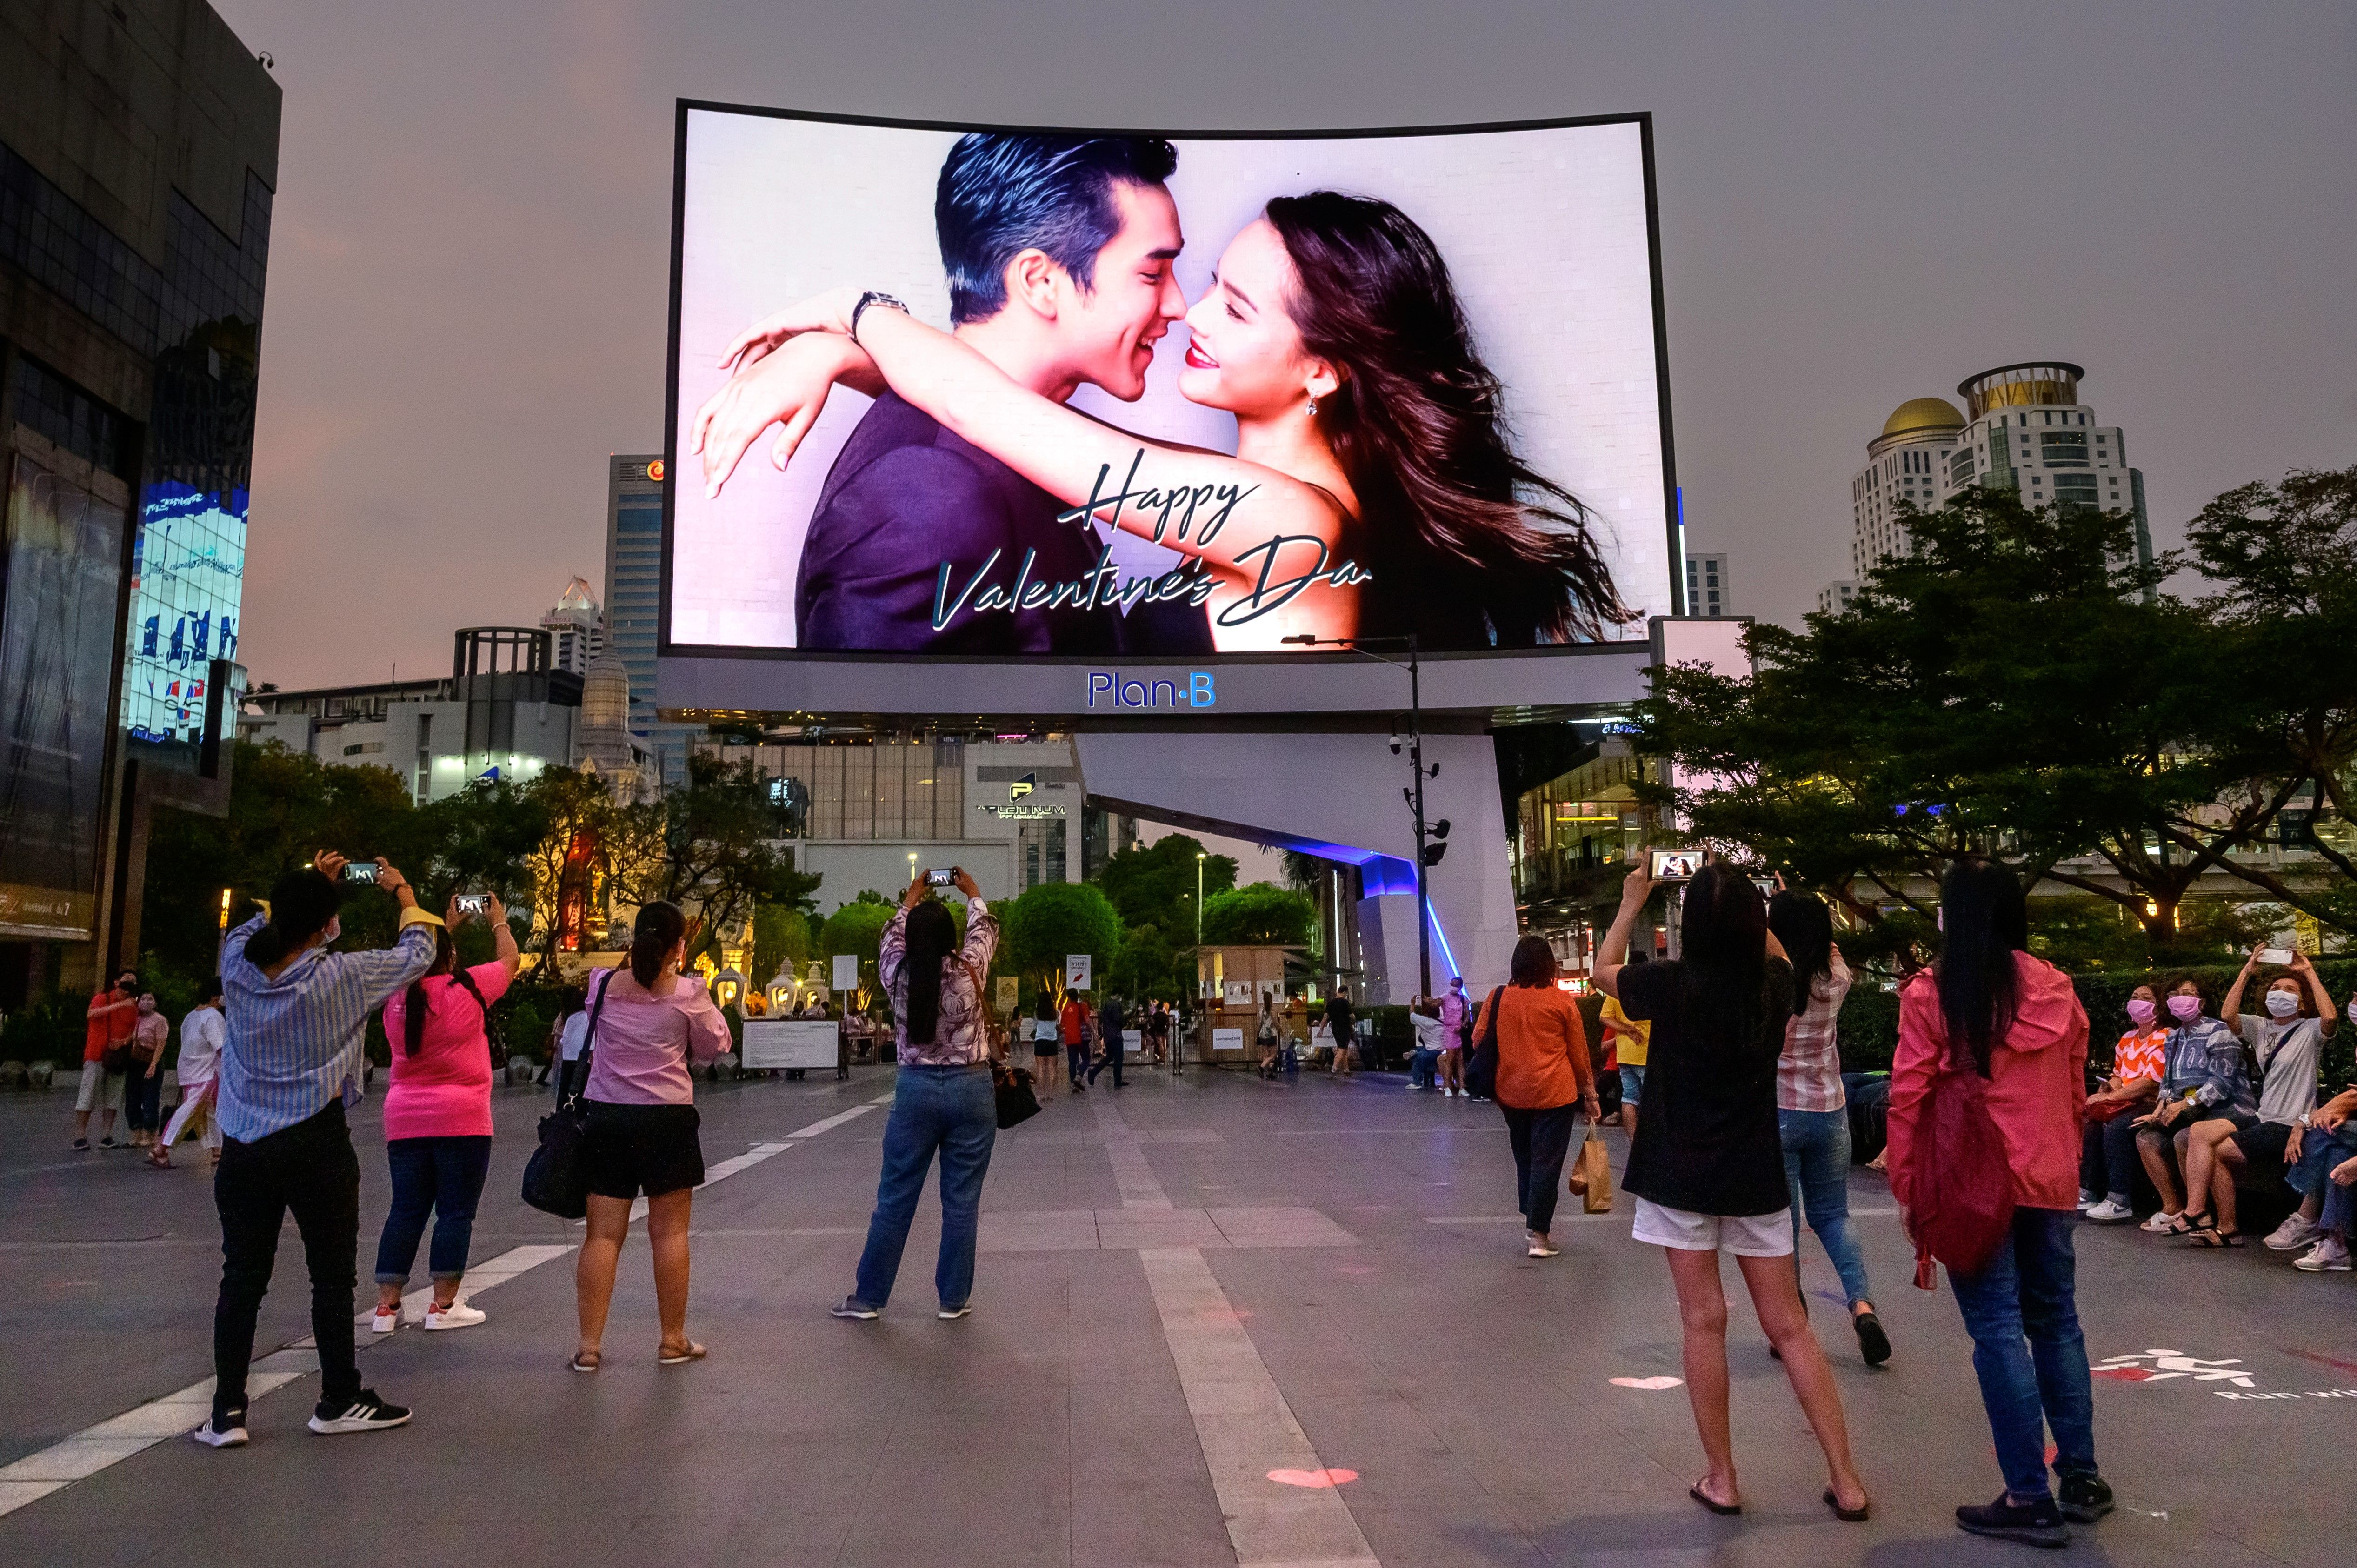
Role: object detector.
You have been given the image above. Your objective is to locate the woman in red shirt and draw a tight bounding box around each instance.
[1888,857,2106,1548]
[370,896,519,1334]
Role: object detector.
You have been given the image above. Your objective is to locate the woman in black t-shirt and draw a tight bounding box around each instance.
[1597,859,1870,1522]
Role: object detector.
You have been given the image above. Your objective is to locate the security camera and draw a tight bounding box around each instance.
[1388,739,1402,756]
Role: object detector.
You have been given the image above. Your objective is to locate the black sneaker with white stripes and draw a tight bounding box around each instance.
[191,1409,248,1448]
[307,1388,412,1435]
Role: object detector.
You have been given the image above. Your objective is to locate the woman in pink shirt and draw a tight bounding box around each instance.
[570,902,732,1372]
[371,895,519,1333]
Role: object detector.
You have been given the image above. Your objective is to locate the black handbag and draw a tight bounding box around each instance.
[521,972,612,1218]
[993,1061,1041,1129]
[1464,986,1506,1101]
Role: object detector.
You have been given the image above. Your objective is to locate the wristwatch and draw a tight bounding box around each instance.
[850,290,908,344]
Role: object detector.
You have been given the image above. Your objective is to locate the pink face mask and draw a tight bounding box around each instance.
[2125,997,2157,1028]
[2167,994,2201,1022]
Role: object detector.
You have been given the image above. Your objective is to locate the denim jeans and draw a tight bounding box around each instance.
[374,1135,494,1285]
[2079,1114,2140,1203]
[2287,1126,2357,1233]
[1408,1048,1439,1087]
[1946,1207,2098,1500]
[1500,1103,1578,1234]
[853,1066,998,1310]
[1780,1107,1873,1309]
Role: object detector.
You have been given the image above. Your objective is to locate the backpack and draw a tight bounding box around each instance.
[1903,1036,2016,1289]
[1464,987,1507,1100]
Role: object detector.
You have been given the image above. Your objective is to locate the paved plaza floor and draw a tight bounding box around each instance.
[0,1061,2347,1566]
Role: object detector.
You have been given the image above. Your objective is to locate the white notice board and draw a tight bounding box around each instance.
[1212,1027,1245,1054]
[831,954,860,991]
[742,1019,839,1071]
[1065,954,1092,991]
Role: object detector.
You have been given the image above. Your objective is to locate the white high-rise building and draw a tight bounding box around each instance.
[1685,553,1731,616]
[1849,362,2152,577]
[541,576,603,676]
[1817,579,1858,616]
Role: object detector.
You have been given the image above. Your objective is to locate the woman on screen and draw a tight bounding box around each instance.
[692,193,1630,651]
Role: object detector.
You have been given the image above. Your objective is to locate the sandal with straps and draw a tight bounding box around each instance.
[2184,1215,2242,1248]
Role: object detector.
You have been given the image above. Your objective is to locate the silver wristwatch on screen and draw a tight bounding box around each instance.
[850,290,908,344]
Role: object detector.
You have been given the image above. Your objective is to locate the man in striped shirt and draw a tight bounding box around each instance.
[195,851,438,1450]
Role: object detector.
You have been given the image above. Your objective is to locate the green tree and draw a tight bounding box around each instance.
[816,899,895,995]
[997,881,1122,993]
[1092,833,1235,946]
[1201,882,1314,946]
[608,752,820,966]
[1109,921,1179,1001]
[751,902,814,988]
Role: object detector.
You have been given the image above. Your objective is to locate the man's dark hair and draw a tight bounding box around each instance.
[936,133,1178,325]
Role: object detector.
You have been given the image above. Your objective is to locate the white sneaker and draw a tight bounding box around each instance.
[191,1411,248,1448]
[2294,1238,2352,1273]
[2139,1210,2184,1234]
[2077,1191,2100,1212]
[370,1308,399,1335]
[2083,1199,2136,1224]
[423,1299,486,1330]
[1526,1236,1560,1258]
[2265,1213,2324,1252]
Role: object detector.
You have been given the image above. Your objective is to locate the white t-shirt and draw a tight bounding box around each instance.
[2238,1013,2324,1126]
[559,1010,591,1062]
[177,1006,226,1085]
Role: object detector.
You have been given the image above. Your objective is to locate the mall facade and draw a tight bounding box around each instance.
[0,0,278,1001]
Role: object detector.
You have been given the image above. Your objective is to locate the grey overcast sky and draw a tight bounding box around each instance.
[212,0,2356,690]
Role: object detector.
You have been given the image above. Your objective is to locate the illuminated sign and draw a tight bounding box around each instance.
[1086,671,1216,710]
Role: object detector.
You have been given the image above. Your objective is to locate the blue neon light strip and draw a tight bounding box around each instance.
[1425,900,1460,981]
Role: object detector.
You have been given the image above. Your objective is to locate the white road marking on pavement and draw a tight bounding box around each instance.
[1093,1097,1379,1567]
[0,1098,882,1521]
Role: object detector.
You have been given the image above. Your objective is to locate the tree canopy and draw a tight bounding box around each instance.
[1201,882,1315,946]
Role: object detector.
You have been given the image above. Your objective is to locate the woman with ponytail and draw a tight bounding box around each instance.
[833,866,1002,1322]
[370,894,519,1335]
[1888,857,2106,1547]
[570,901,732,1372]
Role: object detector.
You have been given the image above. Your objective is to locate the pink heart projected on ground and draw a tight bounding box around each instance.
[1267,1468,1358,1488]
[2091,1367,2154,1381]
[1609,1376,1684,1390]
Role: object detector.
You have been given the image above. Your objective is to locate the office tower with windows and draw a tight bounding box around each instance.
[1817,579,1858,616]
[1685,553,1731,616]
[541,576,602,675]
[603,455,699,788]
[1850,364,2152,576]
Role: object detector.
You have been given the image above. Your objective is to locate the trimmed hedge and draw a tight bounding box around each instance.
[1837,959,2357,1090]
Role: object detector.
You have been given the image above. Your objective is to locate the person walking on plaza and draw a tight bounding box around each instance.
[1888,857,2110,1548]
[74,971,138,1150]
[1475,937,1601,1257]
[1325,985,1357,1077]
[2078,985,2166,1223]
[126,993,169,1147]
[1766,887,1890,1366]
[371,894,520,1335]
[834,868,1002,1322]
[1438,975,1468,1096]
[152,979,226,1169]
[1596,859,1870,1522]
[1090,990,1126,1087]
[571,902,732,1372]
[1061,988,1092,1094]
[194,852,437,1448]
[1031,987,1061,1091]
[1599,959,1649,1134]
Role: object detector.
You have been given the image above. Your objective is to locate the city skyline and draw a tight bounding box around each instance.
[213,0,2355,688]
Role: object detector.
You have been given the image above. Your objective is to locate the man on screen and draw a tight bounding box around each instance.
[791,134,1204,654]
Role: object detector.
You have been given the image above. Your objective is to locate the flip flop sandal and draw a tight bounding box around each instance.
[1689,1484,1742,1516]
[658,1342,707,1365]
[1824,1487,1871,1522]
[2185,1217,2242,1248]
[569,1349,601,1373]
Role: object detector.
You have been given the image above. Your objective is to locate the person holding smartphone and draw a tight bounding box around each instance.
[834,867,1003,1322]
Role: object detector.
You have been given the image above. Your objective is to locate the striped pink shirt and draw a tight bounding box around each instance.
[1778,950,1853,1113]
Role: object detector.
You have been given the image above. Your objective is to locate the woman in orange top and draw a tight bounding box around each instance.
[1474,936,1601,1258]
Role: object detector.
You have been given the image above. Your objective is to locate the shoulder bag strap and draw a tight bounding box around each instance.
[563,970,616,1109]
[960,957,1005,1062]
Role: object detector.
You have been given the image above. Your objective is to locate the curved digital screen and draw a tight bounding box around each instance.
[663,104,1676,713]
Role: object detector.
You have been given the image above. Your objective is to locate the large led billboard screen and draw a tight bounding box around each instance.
[664,105,1676,717]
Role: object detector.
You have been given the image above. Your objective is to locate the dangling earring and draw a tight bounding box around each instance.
[1306,394,1319,419]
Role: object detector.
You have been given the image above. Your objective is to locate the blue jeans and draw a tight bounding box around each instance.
[2080,1113,2141,1202]
[2287,1126,2357,1233]
[1779,1107,1872,1309]
[1408,1047,1439,1086]
[373,1135,493,1286]
[1947,1208,2098,1500]
[852,1066,998,1310]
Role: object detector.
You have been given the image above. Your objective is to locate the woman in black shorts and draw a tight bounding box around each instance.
[570,903,732,1372]
[1031,988,1061,1090]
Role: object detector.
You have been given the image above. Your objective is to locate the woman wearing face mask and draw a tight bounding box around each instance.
[2269,993,2357,1270]
[2173,947,2336,1248]
[2131,980,2256,1236]
[2078,986,2168,1223]
[694,195,1632,651]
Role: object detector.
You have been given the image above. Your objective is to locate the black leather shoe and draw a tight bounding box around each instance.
[1853,1309,1892,1366]
[1956,1492,2067,1548]
[2058,1471,2113,1524]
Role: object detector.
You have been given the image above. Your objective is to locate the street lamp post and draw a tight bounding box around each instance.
[1280,633,1447,998]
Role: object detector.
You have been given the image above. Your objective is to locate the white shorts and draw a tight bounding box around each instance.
[76,1060,125,1113]
[1632,1197,1795,1257]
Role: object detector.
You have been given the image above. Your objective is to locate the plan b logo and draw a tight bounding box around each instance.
[1086,671,1216,710]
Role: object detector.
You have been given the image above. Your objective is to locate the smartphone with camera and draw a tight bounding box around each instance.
[925,867,958,888]
[341,861,378,884]
[2256,946,2296,966]
[1649,849,1699,883]
[455,894,488,917]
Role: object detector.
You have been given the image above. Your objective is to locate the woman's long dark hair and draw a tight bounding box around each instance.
[630,902,688,988]
[1264,192,1632,645]
[901,900,957,1045]
[1679,863,1771,1047]
[1766,890,1834,994]
[402,925,459,1056]
[1934,857,2029,1077]
[245,867,340,970]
